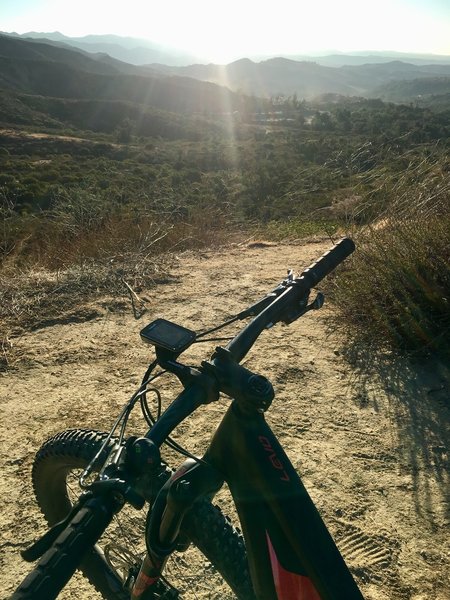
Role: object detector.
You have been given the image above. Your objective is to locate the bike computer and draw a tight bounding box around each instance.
[140,319,196,353]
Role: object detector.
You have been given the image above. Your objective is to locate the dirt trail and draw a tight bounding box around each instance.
[1,240,448,599]
[0,128,117,146]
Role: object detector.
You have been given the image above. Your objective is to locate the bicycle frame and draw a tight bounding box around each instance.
[140,400,364,600]
[204,402,364,600]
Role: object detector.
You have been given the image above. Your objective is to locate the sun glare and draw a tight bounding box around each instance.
[3,0,450,59]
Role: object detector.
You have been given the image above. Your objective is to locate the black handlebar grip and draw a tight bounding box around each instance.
[300,237,355,287]
[11,496,117,600]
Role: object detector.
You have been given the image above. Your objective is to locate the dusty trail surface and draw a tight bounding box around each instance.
[1,240,448,599]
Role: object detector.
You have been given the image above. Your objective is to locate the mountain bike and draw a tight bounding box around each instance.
[12,237,365,600]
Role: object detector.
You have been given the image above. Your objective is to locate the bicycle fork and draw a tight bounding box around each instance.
[131,458,224,599]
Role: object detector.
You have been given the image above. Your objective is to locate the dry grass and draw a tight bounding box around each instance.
[0,191,239,369]
[331,154,450,357]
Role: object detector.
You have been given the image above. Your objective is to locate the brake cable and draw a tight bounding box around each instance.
[195,315,240,339]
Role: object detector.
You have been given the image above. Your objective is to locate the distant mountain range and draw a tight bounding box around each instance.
[0,33,449,109]
[2,31,203,66]
[4,31,450,68]
[148,57,450,98]
[278,51,450,68]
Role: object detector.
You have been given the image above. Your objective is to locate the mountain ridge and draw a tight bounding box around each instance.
[1,34,449,106]
[2,31,203,66]
[3,31,450,67]
[0,35,243,114]
[147,56,450,98]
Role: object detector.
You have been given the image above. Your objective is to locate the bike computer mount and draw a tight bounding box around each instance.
[140,319,196,354]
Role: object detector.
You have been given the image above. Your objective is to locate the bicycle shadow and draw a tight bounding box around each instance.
[344,340,449,529]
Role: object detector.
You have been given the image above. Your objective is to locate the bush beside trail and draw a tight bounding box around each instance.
[330,154,450,358]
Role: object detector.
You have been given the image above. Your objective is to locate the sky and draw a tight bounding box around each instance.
[1,0,450,62]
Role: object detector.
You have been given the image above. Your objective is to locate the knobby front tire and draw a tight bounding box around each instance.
[24,429,254,599]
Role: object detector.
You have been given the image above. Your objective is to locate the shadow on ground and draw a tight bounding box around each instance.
[344,342,449,529]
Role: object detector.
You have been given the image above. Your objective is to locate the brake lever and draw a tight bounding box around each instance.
[309,292,325,310]
[280,291,325,325]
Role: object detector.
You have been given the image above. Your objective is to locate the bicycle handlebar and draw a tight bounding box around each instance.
[227,237,355,361]
[147,238,355,446]
[299,237,355,288]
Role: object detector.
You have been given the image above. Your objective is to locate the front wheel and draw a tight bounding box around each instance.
[31,429,254,599]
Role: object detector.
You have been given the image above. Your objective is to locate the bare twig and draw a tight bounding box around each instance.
[121,278,148,319]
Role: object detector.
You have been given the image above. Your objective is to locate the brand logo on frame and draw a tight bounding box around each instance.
[258,436,290,482]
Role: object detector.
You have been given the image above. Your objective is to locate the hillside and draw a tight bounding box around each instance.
[3,31,202,66]
[0,90,226,140]
[2,34,450,105]
[149,57,450,99]
[154,58,361,97]
[0,34,132,76]
[0,35,242,114]
[373,76,450,105]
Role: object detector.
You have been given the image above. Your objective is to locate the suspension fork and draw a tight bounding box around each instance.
[131,458,224,599]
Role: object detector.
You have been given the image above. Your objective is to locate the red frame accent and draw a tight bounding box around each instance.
[266,532,321,600]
